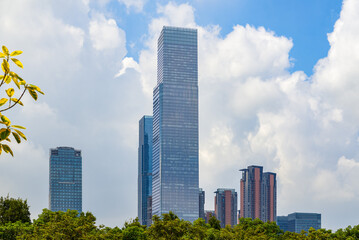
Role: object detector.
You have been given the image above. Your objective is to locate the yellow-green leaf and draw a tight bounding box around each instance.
[2,46,9,55]
[11,98,23,106]
[14,129,26,140]
[2,59,9,73]
[0,144,2,155]
[6,88,14,97]
[0,53,5,58]
[12,132,21,144]
[0,128,10,140]
[4,75,11,84]
[10,50,22,57]
[0,75,3,80]
[0,98,8,107]
[28,89,37,100]
[12,77,20,89]
[2,144,13,156]
[5,138,10,142]
[11,125,26,129]
[11,58,23,68]
[1,115,11,126]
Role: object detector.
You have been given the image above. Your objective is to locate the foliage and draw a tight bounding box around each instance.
[2,197,359,239]
[0,45,44,156]
[0,195,31,225]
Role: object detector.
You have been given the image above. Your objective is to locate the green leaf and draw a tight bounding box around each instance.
[10,50,23,57]
[1,115,11,126]
[5,137,11,142]
[2,144,13,156]
[28,89,38,100]
[14,129,26,140]
[0,98,8,107]
[6,88,14,97]
[2,46,9,55]
[0,128,10,140]
[4,75,11,84]
[11,125,26,129]
[11,98,23,106]
[11,58,23,68]
[12,132,21,143]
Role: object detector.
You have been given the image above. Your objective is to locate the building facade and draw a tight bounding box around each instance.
[199,188,205,220]
[138,116,153,226]
[152,26,199,222]
[214,188,238,228]
[240,165,276,222]
[49,147,82,213]
[277,213,321,233]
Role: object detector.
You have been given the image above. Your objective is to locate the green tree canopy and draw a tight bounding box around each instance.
[0,195,31,225]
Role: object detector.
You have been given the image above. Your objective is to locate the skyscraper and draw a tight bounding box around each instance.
[199,188,205,220]
[138,116,153,226]
[277,213,321,233]
[49,147,82,213]
[214,188,238,228]
[152,26,199,222]
[240,165,276,222]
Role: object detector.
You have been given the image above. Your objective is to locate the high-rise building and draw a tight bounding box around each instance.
[277,213,321,233]
[199,188,205,220]
[214,188,238,228]
[49,147,82,213]
[138,116,153,226]
[152,26,199,222]
[240,165,276,222]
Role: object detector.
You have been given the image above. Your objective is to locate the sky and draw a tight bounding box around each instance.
[1,0,358,231]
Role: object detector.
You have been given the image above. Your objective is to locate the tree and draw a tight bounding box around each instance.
[208,215,221,230]
[0,195,31,225]
[21,209,98,239]
[0,45,44,156]
[147,212,191,240]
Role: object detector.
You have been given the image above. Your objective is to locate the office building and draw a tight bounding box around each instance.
[49,147,82,213]
[214,188,238,228]
[240,165,276,222]
[277,212,321,233]
[138,116,153,225]
[152,26,199,221]
[199,188,205,220]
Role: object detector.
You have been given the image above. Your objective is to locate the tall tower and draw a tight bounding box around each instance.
[240,165,276,222]
[49,147,82,213]
[138,116,153,225]
[152,26,199,222]
[214,188,238,228]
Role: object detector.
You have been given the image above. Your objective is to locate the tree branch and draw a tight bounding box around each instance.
[0,88,26,113]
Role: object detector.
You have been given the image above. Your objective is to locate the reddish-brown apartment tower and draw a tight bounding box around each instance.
[240,166,277,222]
[214,188,238,228]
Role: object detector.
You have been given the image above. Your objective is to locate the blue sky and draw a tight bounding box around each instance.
[110,0,342,76]
[2,0,359,232]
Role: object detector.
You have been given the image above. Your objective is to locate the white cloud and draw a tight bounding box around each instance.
[89,13,126,51]
[118,0,146,13]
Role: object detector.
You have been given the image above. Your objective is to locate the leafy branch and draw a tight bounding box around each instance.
[0,45,44,156]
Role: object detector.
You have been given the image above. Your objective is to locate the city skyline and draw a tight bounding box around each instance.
[1,0,358,231]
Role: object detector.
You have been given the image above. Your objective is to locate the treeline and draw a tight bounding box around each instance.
[1,196,359,239]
